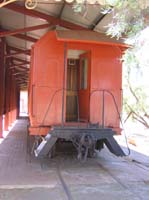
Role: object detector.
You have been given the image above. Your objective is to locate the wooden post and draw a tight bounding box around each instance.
[0,38,5,137]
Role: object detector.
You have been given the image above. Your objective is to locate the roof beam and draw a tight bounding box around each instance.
[10,64,29,69]
[5,3,88,30]
[59,2,66,18]
[10,67,29,72]
[16,76,28,80]
[5,49,31,58]
[10,66,29,71]
[15,78,28,82]
[14,72,29,77]
[12,57,30,64]
[14,67,29,71]
[13,33,37,42]
[13,73,28,76]
[16,81,28,83]
[0,27,37,42]
[16,75,28,79]
[9,45,30,53]
[90,12,109,30]
[16,81,28,85]
[13,67,29,72]
[0,23,50,37]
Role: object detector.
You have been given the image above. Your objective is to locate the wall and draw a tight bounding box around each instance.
[29,32,123,135]
[29,32,65,135]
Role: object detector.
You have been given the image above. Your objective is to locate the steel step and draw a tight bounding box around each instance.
[104,136,125,156]
[34,134,57,157]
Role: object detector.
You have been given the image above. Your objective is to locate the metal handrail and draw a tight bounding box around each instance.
[32,86,122,133]
[89,89,122,128]
[32,86,80,130]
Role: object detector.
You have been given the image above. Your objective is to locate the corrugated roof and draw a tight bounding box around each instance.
[0,1,147,88]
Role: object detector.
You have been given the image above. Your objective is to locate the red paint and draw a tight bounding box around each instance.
[4,67,19,130]
[29,31,125,135]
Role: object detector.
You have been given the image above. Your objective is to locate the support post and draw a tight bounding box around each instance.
[0,116,2,138]
[0,38,5,137]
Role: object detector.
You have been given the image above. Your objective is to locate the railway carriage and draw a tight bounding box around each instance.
[28,30,126,160]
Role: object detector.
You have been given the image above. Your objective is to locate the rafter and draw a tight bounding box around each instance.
[11,65,29,70]
[0,27,37,42]
[58,2,66,18]
[16,81,28,85]
[90,12,109,30]
[13,72,28,76]
[16,74,28,77]
[14,67,29,71]
[5,3,88,30]
[10,64,29,69]
[14,75,29,79]
[12,57,30,64]
[14,33,37,42]
[0,23,50,37]
[5,49,31,58]
[9,45,30,54]
[11,67,29,73]
[16,77,28,81]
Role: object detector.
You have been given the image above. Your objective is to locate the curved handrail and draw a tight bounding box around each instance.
[89,89,122,128]
[31,86,80,135]
[32,87,122,131]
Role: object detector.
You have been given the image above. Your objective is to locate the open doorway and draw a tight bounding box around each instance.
[20,90,28,117]
[66,49,91,122]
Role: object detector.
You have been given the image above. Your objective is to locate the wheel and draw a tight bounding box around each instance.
[96,139,104,151]
[77,134,95,161]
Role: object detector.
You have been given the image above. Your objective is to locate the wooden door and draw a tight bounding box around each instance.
[78,52,91,122]
[66,59,78,121]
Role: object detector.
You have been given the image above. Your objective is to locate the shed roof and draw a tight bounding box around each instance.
[0,1,148,89]
[56,30,126,47]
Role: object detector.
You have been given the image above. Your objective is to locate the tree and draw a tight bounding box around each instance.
[103,0,149,128]
[123,52,149,128]
[73,0,149,127]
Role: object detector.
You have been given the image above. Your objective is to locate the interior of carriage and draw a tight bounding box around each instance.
[66,49,91,123]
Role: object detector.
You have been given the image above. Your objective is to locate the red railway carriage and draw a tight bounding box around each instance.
[28,30,126,160]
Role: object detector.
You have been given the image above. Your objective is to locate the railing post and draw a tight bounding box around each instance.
[102,90,105,128]
[61,42,67,127]
[31,85,35,117]
[77,93,80,123]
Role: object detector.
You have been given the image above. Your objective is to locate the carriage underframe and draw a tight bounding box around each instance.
[34,125,125,161]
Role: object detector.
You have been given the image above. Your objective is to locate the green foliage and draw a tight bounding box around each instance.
[106,1,149,127]
[122,47,149,128]
[105,0,146,38]
[71,0,149,127]
[72,0,86,13]
[123,81,149,128]
[122,49,139,69]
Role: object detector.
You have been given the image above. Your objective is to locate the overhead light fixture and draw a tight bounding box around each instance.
[0,0,107,9]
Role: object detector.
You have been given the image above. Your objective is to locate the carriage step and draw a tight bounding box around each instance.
[104,136,125,156]
[34,134,57,157]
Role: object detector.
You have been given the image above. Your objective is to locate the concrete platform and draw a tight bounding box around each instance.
[0,118,148,200]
